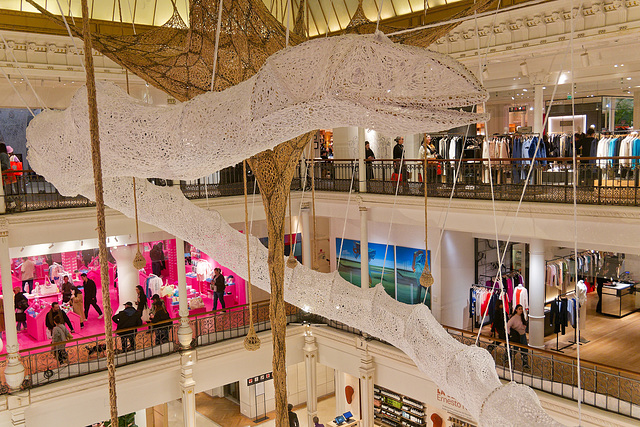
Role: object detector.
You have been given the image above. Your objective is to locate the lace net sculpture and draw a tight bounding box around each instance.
[27,33,561,426]
[26,0,496,101]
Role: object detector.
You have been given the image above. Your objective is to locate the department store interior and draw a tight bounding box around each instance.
[0,0,639,426]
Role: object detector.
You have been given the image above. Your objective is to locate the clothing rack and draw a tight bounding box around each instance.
[546,289,577,352]
[469,283,501,334]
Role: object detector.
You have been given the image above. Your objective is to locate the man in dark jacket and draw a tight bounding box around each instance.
[112,302,142,351]
[288,403,299,427]
[60,275,75,303]
[212,268,226,310]
[81,273,103,319]
[45,302,74,333]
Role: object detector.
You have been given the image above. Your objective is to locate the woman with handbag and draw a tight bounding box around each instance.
[51,314,73,365]
[13,287,29,332]
[506,304,530,370]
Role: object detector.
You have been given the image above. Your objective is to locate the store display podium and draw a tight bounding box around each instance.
[27,305,81,341]
[327,420,359,427]
[602,282,639,318]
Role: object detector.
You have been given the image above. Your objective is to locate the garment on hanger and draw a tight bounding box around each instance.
[195,259,212,281]
[146,274,163,298]
[514,284,529,319]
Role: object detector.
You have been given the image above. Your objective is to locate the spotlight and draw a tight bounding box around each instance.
[482,67,489,80]
[114,236,118,242]
[20,247,24,252]
[80,240,84,246]
[520,61,529,77]
[49,243,54,249]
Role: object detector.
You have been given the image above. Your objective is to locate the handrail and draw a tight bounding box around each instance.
[441,324,640,378]
[309,156,640,162]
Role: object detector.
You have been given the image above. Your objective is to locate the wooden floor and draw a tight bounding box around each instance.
[195,392,337,427]
[543,294,640,374]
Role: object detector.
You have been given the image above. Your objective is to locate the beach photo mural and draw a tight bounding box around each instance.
[336,239,431,307]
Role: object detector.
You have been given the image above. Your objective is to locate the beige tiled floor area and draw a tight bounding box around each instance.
[192,393,337,427]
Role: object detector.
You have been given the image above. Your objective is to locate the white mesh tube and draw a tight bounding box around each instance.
[25,33,562,426]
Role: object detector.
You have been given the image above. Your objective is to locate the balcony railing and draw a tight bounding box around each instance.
[0,301,301,392]
[3,157,640,215]
[320,316,640,421]
[0,304,638,421]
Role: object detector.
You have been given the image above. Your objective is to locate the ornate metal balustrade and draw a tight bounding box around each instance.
[3,157,640,214]
[318,315,640,421]
[0,301,301,393]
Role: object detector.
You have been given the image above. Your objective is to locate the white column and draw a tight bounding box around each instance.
[110,245,140,309]
[303,328,318,427]
[359,206,369,288]
[301,206,311,267]
[440,231,475,329]
[359,352,375,427]
[0,219,25,390]
[180,350,197,427]
[175,237,193,349]
[529,239,546,348]
[534,84,544,135]
[334,370,347,415]
[634,89,640,129]
[358,128,366,193]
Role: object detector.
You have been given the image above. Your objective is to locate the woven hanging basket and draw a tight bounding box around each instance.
[420,266,434,288]
[133,250,146,270]
[244,324,261,351]
[286,255,298,269]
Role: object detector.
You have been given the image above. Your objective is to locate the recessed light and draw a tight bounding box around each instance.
[627,77,631,80]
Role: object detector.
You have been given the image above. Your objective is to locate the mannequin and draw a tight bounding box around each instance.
[576,280,588,331]
[513,283,529,320]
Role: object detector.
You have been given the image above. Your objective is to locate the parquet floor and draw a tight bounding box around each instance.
[195,392,337,427]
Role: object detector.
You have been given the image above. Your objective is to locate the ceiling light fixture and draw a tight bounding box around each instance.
[520,61,529,77]
[482,66,489,80]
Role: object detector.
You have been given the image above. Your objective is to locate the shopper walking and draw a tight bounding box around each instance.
[288,403,299,427]
[20,257,35,293]
[392,136,408,190]
[81,272,103,319]
[506,304,530,369]
[136,285,149,321]
[212,267,226,310]
[70,289,86,328]
[51,315,73,365]
[13,287,28,332]
[112,302,142,352]
[365,141,375,180]
[150,242,166,277]
[149,300,172,345]
[60,275,75,303]
[46,302,75,334]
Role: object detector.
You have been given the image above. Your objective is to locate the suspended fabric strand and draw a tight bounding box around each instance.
[243,160,261,351]
[79,0,118,425]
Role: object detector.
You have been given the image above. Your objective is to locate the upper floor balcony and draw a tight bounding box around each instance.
[3,156,640,215]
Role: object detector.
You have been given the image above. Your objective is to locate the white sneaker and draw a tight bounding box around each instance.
[98,314,104,319]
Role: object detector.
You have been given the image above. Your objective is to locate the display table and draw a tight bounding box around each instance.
[327,419,359,427]
[602,282,639,318]
[26,305,81,341]
[27,292,60,305]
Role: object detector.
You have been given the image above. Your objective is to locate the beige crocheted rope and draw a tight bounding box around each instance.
[243,160,261,351]
[80,0,118,424]
[420,156,434,289]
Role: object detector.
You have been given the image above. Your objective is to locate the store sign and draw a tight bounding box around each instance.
[518,126,532,133]
[560,120,574,126]
[247,372,273,386]
[435,389,474,422]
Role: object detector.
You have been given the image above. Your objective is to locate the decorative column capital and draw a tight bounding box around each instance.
[529,73,549,86]
[0,217,8,237]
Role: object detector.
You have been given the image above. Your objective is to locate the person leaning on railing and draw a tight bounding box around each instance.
[112,301,142,352]
[149,300,171,345]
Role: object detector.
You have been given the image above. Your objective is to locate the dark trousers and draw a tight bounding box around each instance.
[213,292,226,310]
[120,333,136,351]
[22,279,34,293]
[509,331,529,365]
[154,327,169,345]
[152,261,164,277]
[84,299,103,318]
[596,280,604,313]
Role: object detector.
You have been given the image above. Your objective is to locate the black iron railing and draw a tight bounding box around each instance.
[3,157,640,214]
[0,301,301,392]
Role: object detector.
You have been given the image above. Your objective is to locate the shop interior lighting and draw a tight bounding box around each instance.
[114,236,118,242]
[80,240,83,246]
[482,66,489,80]
[520,61,529,77]
[49,243,54,249]
[20,247,24,252]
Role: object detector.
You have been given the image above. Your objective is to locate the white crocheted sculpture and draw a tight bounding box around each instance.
[26,33,561,427]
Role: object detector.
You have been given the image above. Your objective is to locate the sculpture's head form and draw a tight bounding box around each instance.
[27,33,488,196]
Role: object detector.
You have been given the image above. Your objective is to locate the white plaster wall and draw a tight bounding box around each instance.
[440,230,475,329]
